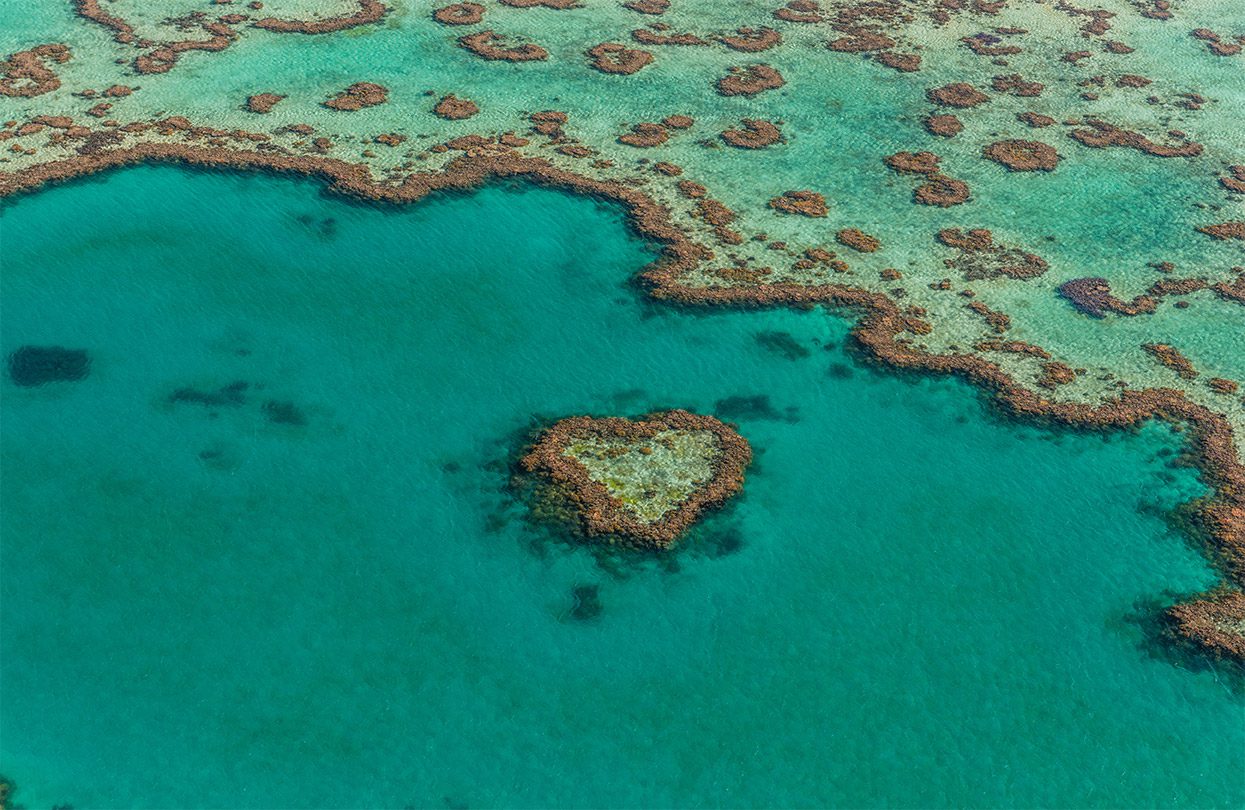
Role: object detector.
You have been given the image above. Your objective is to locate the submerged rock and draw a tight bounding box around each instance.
[568,584,603,621]
[262,399,308,425]
[7,345,90,386]
[168,380,249,407]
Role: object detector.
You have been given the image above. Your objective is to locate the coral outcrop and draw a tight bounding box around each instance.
[520,410,752,548]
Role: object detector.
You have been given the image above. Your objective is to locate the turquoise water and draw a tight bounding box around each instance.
[1,166,1242,808]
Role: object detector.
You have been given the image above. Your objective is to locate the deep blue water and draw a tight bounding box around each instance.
[1,166,1241,808]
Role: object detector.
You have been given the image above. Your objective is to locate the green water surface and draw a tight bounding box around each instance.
[0,166,1242,808]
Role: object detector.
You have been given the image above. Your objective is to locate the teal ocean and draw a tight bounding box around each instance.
[1,167,1242,808]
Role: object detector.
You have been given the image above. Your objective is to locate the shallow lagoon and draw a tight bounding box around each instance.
[1,166,1242,808]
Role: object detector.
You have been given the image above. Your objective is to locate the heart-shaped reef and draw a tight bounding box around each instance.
[520,409,752,549]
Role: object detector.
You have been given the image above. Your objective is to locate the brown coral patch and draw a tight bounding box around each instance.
[913,175,970,207]
[618,122,669,147]
[991,73,1043,96]
[923,114,962,137]
[1143,343,1199,380]
[245,93,285,113]
[1220,165,1245,194]
[662,115,694,129]
[460,30,549,61]
[323,82,388,111]
[124,12,242,76]
[1211,274,1245,306]
[1069,118,1203,158]
[587,42,653,74]
[1209,378,1240,395]
[769,190,828,217]
[632,29,707,47]
[967,300,1010,333]
[73,0,136,44]
[1168,590,1245,662]
[875,52,921,72]
[694,198,743,244]
[721,119,783,149]
[434,94,479,120]
[1197,221,1245,241]
[717,64,785,96]
[624,0,668,13]
[926,82,990,108]
[253,0,388,33]
[828,30,895,52]
[1191,29,1244,57]
[500,0,580,7]
[720,27,782,52]
[983,139,1059,172]
[433,3,484,24]
[1018,111,1055,128]
[937,229,1048,280]
[836,228,881,252]
[1037,362,1076,389]
[677,180,707,198]
[529,110,568,137]
[1,44,71,98]
[885,150,940,174]
[774,1,822,23]
[1058,277,1157,318]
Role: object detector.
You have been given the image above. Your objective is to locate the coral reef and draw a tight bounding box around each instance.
[1167,589,1245,662]
[459,31,549,61]
[720,27,782,52]
[983,139,1059,171]
[926,82,990,108]
[721,119,783,149]
[586,43,653,74]
[1143,343,1199,380]
[923,113,963,137]
[434,94,479,120]
[717,64,785,96]
[1058,277,1157,317]
[253,0,388,33]
[937,229,1048,280]
[245,93,285,113]
[1069,119,1203,157]
[836,228,881,252]
[914,174,971,207]
[323,82,388,111]
[520,410,752,548]
[769,190,828,217]
[1197,221,1245,241]
[433,3,485,25]
[1,44,71,98]
[618,122,668,147]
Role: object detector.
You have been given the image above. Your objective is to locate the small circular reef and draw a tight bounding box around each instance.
[519,409,751,549]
